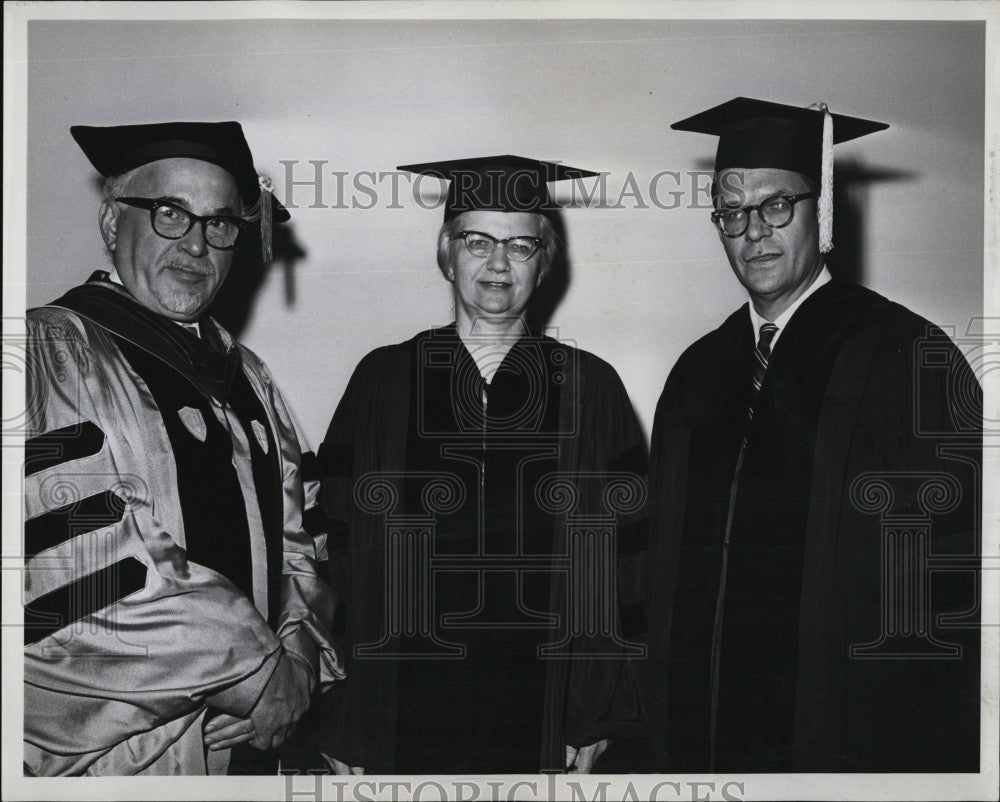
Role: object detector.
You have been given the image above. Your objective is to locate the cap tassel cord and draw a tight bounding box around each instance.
[257,175,274,263]
[818,103,834,253]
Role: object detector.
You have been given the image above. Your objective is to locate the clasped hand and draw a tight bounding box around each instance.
[204,652,312,751]
[566,739,609,773]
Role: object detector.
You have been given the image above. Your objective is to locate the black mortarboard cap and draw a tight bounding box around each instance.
[72,121,288,260]
[672,97,888,252]
[397,155,598,221]
[670,96,888,182]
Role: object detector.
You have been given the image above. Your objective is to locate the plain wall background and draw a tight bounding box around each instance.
[25,18,985,445]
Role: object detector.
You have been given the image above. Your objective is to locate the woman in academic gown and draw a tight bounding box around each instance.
[312,156,647,775]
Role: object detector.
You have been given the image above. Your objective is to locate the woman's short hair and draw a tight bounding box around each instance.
[436,212,560,282]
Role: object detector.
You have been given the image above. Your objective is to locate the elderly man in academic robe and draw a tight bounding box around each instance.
[23,122,343,776]
[645,98,981,772]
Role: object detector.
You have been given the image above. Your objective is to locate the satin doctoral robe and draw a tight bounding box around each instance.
[23,273,343,776]
[646,280,981,772]
[314,326,648,773]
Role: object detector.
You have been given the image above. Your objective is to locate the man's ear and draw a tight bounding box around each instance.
[99,200,119,252]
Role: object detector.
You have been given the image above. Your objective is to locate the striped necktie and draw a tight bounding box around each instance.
[747,322,778,426]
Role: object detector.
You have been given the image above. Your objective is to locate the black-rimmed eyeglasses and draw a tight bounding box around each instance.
[453,230,546,263]
[116,197,247,250]
[711,192,817,238]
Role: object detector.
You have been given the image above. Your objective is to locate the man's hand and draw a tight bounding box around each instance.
[204,713,255,751]
[319,752,365,774]
[246,652,313,751]
[565,739,609,773]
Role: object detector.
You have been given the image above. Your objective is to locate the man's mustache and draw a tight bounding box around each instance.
[163,259,212,276]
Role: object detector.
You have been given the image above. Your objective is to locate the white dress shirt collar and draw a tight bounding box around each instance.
[749,266,832,346]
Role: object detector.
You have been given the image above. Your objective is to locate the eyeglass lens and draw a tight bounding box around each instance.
[718,196,797,236]
[151,204,241,248]
[461,232,539,262]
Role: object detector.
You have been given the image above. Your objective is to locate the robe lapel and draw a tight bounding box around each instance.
[47,272,242,403]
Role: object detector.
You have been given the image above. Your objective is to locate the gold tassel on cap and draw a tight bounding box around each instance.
[817,103,834,253]
[257,175,274,263]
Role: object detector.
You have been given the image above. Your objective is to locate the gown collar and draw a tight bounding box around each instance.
[46,271,242,402]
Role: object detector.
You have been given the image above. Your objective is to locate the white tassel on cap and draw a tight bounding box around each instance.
[817,103,834,253]
[257,175,274,263]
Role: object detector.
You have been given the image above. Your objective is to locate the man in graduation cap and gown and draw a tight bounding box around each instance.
[645,98,981,772]
[311,156,647,774]
[23,122,343,776]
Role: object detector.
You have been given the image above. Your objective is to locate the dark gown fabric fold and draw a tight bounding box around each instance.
[314,326,648,773]
[646,281,981,772]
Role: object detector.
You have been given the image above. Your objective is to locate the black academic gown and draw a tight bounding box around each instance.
[646,281,981,772]
[313,326,648,773]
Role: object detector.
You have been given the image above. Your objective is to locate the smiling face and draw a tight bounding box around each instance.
[441,210,546,330]
[716,167,823,320]
[100,157,242,321]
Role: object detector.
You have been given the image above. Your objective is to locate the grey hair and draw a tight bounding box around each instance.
[101,162,245,214]
[436,212,559,282]
[99,170,142,259]
[102,168,143,204]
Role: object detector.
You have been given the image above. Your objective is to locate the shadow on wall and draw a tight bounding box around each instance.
[210,223,307,338]
[527,209,570,331]
[206,158,922,339]
[214,207,565,340]
[690,159,919,289]
[825,161,918,287]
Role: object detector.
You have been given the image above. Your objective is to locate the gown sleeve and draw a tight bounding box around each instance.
[22,311,286,774]
[561,353,650,748]
[245,354,345,690]
[311,349,399,768]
